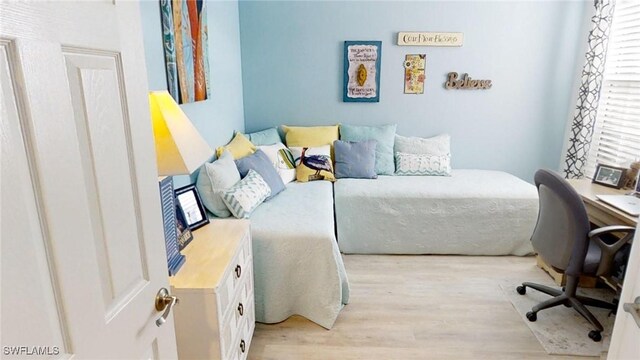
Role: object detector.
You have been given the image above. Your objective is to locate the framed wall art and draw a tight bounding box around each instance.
[404,54,426,94]
[343,41,382,102]
[160,0,211,104]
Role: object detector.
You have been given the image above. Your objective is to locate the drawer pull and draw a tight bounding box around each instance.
[238,303,244,316]
[235,264,242,278]
[240,339,246,353]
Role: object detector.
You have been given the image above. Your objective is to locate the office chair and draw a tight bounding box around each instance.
[516,169,635,342]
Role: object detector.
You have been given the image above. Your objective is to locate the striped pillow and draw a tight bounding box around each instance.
[221,170,271,219]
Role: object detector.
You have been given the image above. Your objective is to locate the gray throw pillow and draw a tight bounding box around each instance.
[235,149,286,200]
[334,140,378,179]
[196,150,241,218]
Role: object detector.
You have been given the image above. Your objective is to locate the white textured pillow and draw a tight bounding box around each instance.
[196,150,240,217]
[221,169,271,219]
[257,143,296,184]
[395,134,450,156]
[395,152,451,176]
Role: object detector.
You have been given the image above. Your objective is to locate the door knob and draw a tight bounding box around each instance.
[623,296,640,328]
[155,287,179,327]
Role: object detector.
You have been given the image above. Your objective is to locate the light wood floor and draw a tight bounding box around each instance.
[248,255,601,360]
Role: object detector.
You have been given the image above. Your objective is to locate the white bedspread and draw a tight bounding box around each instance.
[335,170,539,255]
[250,181,350,329]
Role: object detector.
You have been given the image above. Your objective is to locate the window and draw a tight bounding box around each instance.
[586,0,640,177]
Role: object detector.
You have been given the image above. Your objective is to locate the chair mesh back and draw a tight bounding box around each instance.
[531,170,590,275]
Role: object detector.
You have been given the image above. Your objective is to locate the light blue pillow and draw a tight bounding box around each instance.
[340,124,397,175]
[244,127,281,146]
[195,150,241,218]
[221,169,271,219]
[235,149,285,200]
[334,140,378,179]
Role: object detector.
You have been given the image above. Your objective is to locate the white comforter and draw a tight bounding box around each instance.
[250,181,350,329]
[335,170,539,255]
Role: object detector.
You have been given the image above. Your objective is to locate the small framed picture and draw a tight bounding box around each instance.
[174,184,209,230]
[175,203,194,250]
[592,164,627,189]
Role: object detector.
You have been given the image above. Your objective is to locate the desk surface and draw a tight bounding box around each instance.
[568,179,638,226]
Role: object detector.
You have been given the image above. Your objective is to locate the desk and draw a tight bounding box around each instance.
[537,179,637,289]
[567,179,637,227]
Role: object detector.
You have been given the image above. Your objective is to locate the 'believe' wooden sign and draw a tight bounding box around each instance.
[397,32,463,47]
[445,72,492,90]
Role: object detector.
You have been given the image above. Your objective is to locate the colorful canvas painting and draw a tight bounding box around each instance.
[343,41,382,102]
[160,0,211,104]
[404,54,426,94]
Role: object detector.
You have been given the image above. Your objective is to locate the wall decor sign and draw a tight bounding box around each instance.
[404,54,426,94]
[160,0,211,104]
[445,72,492,90]
[397,32,463,47]
[343,41,382,102]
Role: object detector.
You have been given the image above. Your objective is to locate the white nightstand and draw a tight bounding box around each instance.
[169,219,255,360]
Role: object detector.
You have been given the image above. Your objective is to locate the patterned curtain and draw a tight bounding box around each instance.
[563,0,616,179]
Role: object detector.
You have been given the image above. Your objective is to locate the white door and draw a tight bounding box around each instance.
[608,226,640,359]
[1,1,178,359]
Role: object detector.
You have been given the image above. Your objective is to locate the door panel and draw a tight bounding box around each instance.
[64,50,150,319]
[1,2,177,358]
[1,39,70,358]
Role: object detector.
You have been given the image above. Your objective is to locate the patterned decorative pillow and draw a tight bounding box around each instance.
[395,152,451,176]
[257,143,296,184]
[221,169,271,219]
[290,145,336,182]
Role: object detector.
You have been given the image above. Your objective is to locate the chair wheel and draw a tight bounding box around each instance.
[588,330,602,342]
[516,286,526,295]
[526,311,537,322]
[563,302,572,308]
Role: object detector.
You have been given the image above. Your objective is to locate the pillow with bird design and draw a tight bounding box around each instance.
[289,145,336,182]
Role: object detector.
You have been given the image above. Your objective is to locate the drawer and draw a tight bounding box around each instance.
[218,232,252,316]
[232,264,254,326]
[219,309,237,358]
[232,234,252,289]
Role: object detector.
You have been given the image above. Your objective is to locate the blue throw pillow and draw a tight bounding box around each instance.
[235,149,285,200]
[340,124,397,175]
[334,140,378,179]
[244,127,281,146]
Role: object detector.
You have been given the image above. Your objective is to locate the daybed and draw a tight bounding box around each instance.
[249,181,350,329]
[334,170,539,255]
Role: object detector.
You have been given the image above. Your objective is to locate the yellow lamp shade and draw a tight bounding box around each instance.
[149,91,213,176]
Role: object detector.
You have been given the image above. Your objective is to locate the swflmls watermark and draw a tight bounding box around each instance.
[3,346,60,356]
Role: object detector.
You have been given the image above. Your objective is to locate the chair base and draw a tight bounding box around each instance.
[516,278,615,342]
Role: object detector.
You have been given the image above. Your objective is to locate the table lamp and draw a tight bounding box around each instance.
[149,90,213,275]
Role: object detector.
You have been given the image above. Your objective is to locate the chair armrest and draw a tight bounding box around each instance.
[588,225,635,276]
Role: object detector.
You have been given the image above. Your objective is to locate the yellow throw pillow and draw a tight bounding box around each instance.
[281,125,339,148]
[215,132,256,160]
[290,146,336,182]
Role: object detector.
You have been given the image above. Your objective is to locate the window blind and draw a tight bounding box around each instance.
[586,0,640,177]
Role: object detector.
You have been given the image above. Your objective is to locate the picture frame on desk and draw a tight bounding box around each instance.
[175,184,210,230]
[176,203,194,250]
[593,164,627,189]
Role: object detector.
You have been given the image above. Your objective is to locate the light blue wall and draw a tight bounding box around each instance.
[140,0,245,187]
[238,0,590,180]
